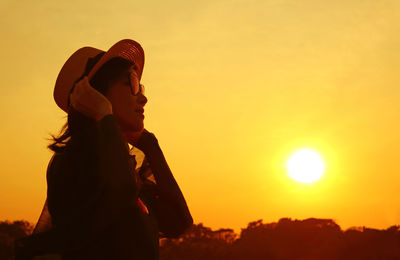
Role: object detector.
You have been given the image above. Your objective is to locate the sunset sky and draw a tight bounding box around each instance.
[1,0,400,234]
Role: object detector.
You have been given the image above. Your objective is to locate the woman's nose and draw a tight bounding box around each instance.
[137,92,147,106]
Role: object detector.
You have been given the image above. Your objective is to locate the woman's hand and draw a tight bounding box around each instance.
[69,76,113,121]
[124,130,144,147]
[126,129,158,153]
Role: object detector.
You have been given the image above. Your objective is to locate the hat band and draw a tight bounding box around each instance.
[83,51,106,77]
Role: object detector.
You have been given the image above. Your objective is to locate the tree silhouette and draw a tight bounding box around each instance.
[2,218,400,259]
[160,223,237,260]
[0,220,33,260]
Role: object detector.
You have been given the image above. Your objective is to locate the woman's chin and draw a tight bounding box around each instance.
[128,122,143,132]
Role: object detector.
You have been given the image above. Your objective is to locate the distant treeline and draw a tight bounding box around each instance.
[1,218,400,259]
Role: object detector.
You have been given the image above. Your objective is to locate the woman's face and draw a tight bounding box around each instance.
[106,65,147,132]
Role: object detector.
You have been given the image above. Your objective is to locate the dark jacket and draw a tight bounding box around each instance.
[14,114,193,259]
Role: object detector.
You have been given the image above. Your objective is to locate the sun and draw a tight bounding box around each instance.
[286,148,326,183]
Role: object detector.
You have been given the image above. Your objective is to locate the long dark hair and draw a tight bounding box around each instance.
[47,56,134,154]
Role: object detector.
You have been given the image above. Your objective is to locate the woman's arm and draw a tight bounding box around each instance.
[67,76,139,228]
[92,113,139,228]
[135,130,194,238]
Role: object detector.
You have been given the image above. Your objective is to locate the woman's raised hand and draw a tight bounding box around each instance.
[130,129,159,153]
[69,76,113,121]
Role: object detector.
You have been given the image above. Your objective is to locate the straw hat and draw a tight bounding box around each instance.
[54,39,145,113]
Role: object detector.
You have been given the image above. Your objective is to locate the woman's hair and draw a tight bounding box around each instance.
[47,57,134,154]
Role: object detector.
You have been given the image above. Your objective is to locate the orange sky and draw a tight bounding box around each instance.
[1,0,400,234]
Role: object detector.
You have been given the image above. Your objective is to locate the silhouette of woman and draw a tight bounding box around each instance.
[14,39,193,259]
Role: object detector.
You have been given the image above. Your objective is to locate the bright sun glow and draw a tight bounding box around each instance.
[286,148,326,183]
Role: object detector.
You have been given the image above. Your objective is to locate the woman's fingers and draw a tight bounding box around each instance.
[70,92,95,118]
[69,76,112,120]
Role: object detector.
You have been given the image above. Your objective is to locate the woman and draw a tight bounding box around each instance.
[14,39,193,259]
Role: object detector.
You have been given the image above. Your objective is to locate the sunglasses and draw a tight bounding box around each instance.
[127,71,145,96]
[131,83,145,96]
